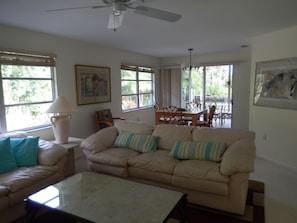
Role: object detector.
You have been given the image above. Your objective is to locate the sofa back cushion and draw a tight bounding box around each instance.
[113,132,160,153]
[170,140,226,162]
[192,128,255,147]
[10,136,40,167]
[114,120,154,135]
[38,140,68,166]
[80,127,118,154]
[0,137,18,173]
[152,124,194,150]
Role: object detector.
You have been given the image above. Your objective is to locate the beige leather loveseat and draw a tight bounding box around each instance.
[0,139,68,223]
[81,120,256,215]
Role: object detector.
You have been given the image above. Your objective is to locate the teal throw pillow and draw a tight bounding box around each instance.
[0,137,18,173]
[170,140,226,162]
[10,136,40,167]
[114,132,160,153]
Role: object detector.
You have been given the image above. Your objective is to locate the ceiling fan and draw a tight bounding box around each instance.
[46,0,182,31]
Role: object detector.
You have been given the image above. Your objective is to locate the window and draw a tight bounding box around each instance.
[0,50,56,133]
[121,65,155,111]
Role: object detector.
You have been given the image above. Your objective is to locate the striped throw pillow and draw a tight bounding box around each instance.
[114,132,160,153]
[170,141,226,162]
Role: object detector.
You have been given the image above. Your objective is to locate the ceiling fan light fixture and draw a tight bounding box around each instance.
[46,0,182,30]
[113,10,122,16]
[113,1,126,16]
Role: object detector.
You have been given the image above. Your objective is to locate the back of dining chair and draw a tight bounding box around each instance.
[154,103,160,111]
[207,105,216,126]
[197,105,216,127]
[95,109,125,130]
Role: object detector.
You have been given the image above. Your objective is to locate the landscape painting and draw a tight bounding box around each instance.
[254,57,297,110]
[75,65,111,105]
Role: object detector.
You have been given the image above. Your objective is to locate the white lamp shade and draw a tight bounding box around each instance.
[46,96,75,114]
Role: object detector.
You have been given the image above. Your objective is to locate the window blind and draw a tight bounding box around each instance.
[0,50,56,67]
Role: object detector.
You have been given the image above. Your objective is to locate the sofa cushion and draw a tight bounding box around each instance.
[172,160,229,195]
[88,148,139,168]
[10,137,39,167]
[128,150,180,175]
[172,175,229,196]
[220,139,256,176]
[152,124,194,150]
[81,126,118,154]
[114,132,160,153]
[0,185,9,197]
[170,141,226,162]
[0,165,59,193]
[0,138,18,174]
[173,160,229,183]
[128,167,173,185]
[38,140,68,166]
[192,128,255,147]
[114,120,154,135]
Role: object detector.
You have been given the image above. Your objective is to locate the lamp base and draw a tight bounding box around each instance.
[50,115,71,144]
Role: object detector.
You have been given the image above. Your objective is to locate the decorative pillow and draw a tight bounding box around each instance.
[10,136,40,167]
[113,132,160,153]
[0,137,18,173]
[170,140,226,162]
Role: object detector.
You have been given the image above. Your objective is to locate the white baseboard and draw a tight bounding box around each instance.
[256,154,297,174]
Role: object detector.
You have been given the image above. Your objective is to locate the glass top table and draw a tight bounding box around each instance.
[26,171,186,223]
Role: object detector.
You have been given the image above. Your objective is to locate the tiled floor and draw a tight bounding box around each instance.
[250,157,297,223]
[212,117,231,128]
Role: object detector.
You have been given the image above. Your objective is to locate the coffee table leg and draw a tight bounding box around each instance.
[25,199,40,222]
[178,195,187,223]
[164,194,187,223]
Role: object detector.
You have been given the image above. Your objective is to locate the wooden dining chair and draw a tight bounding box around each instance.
[196,105,216,127]
[95,109,125,130]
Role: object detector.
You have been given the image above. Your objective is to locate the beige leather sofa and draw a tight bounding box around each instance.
[0,140,68,223]
[81,120,256,215]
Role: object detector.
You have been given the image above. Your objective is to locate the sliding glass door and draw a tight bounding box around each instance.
[182,64,233,126]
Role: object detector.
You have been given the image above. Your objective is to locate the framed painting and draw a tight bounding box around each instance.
[75,65,111,105]
[254,57,297,110]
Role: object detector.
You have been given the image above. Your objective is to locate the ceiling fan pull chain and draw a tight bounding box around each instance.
[113,14,117,32]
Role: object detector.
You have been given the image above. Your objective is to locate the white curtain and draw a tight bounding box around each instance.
[159,68,182,108]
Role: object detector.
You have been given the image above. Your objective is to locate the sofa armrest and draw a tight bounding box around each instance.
[38,140,68,166]
[80,126,118,154]
[220,139,256,176]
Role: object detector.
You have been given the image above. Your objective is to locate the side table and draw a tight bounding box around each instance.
[51,137,83,177]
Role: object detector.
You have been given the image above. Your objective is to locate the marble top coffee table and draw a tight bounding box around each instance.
[25,171,186,223]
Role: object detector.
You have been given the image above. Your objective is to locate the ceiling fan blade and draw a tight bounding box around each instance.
[134,6,181,22]
[108,13,124,30]
[46,5,108,12]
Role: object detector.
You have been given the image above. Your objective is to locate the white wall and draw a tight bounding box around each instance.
[160,51,251,130]
[249,25,297,171]
[0,24,159,139]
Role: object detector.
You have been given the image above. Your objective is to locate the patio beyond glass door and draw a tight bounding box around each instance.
[182,64,233,127]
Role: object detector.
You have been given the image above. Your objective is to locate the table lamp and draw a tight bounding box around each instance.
[46,96,75,144]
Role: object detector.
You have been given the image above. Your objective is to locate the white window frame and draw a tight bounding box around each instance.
[121,64,155,111]
[0,50,57,133]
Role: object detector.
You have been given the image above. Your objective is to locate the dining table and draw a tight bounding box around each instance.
[155,108,207,126]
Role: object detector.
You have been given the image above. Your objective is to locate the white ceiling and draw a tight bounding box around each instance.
[1,0,297,58]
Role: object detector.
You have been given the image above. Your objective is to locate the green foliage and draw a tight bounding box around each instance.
[121,69,154,110]
[1,65,53,131]
[182,65,232,107]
